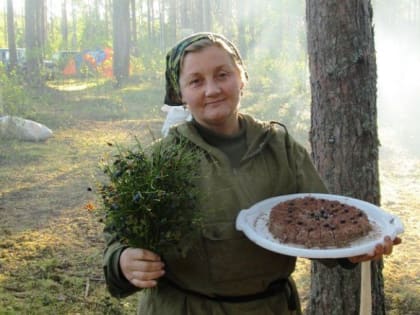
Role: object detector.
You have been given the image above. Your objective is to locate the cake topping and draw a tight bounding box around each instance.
[268,196,373,248]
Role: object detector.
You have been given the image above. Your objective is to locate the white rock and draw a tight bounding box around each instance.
[0,115,53,142]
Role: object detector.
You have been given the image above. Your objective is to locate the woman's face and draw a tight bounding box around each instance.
[179,45,244,134]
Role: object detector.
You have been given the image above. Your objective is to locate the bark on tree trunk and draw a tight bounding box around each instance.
[130,0,138,55]
[61,0,68,49]
[39,0,46,54]
[112,0,131,86]
[25,0,43,86]
[158,0,165,49]
[168,0,177,43]
[71,1,78,47]
[180,0,192,32]
[203,0,212,31]
[7,0,17,72]
[306,0,384,314]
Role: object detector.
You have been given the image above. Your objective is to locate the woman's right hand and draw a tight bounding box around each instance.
[119,248,165,288]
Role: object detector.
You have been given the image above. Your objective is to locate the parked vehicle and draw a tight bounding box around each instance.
[0,48,9,65]
[0,48,26,72]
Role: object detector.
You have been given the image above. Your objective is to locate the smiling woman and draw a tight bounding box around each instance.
[101,32,400,315]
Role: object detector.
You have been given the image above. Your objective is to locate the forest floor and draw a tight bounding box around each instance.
[0,79,418,314]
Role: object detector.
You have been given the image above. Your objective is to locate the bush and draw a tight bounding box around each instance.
[0,69,33,117]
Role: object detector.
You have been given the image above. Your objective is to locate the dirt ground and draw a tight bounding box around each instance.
[0,117,418,314]
[0,119,162,313]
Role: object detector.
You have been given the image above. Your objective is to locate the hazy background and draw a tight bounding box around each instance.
[374,5,420,157]
[2,1,419,155]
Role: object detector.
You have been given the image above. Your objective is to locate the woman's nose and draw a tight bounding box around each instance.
[205,80,221,96]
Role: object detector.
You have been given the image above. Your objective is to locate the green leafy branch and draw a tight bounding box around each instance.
[99,137,202,255]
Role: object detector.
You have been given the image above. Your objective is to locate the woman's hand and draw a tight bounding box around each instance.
[348,236,402,264]
[120,248,165,288]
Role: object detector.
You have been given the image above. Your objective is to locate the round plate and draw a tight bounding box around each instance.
[235,193,404,258]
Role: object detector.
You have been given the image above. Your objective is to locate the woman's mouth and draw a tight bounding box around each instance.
[206,98,225,106]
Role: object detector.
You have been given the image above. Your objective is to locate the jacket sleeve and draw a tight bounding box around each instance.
[103,229,141,298]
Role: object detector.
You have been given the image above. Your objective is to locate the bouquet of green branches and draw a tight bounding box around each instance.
[99,138,203,256]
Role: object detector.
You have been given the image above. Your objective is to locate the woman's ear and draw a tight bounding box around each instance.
[239,82,245,96]
[240,78,245,90]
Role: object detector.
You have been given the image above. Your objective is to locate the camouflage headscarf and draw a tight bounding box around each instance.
[164,32,247,106]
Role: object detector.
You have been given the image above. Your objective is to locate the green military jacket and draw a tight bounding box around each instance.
[103,113,328,314]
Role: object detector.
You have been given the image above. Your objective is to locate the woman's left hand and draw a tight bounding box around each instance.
[348,236,402,263]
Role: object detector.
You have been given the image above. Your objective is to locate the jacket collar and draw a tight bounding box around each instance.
[170,113,278,162]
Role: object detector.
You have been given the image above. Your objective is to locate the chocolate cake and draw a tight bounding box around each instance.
[268,196,372,248]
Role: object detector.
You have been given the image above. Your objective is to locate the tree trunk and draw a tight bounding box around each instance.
[61,0,68,49]
[196,0,203,31]
[3,4,7,44]
[71,0,78,47]
[306,0,384,314]
[202,0,212,31]
[37,0,47,56]
[7,0,17,72]
[221,0,234,38]
[180,0,192,33]
[105,0,112,42]
[158,0,165,49]
[168,0,177,43]
[94,0,100,24]
[25,0,44,86]
[147,0,153,40]
[237,0,247,58]
[130,0,138,55]
[112,0,130,86]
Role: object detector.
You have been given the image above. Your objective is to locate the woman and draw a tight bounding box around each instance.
[103,32,400,315]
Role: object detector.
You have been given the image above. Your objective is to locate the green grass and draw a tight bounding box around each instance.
[0,77,418,314]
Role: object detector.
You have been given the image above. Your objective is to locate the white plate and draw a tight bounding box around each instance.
[235,193,404,258]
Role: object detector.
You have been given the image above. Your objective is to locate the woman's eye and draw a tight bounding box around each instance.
[189,79,201,86]
[218,71,229,79]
